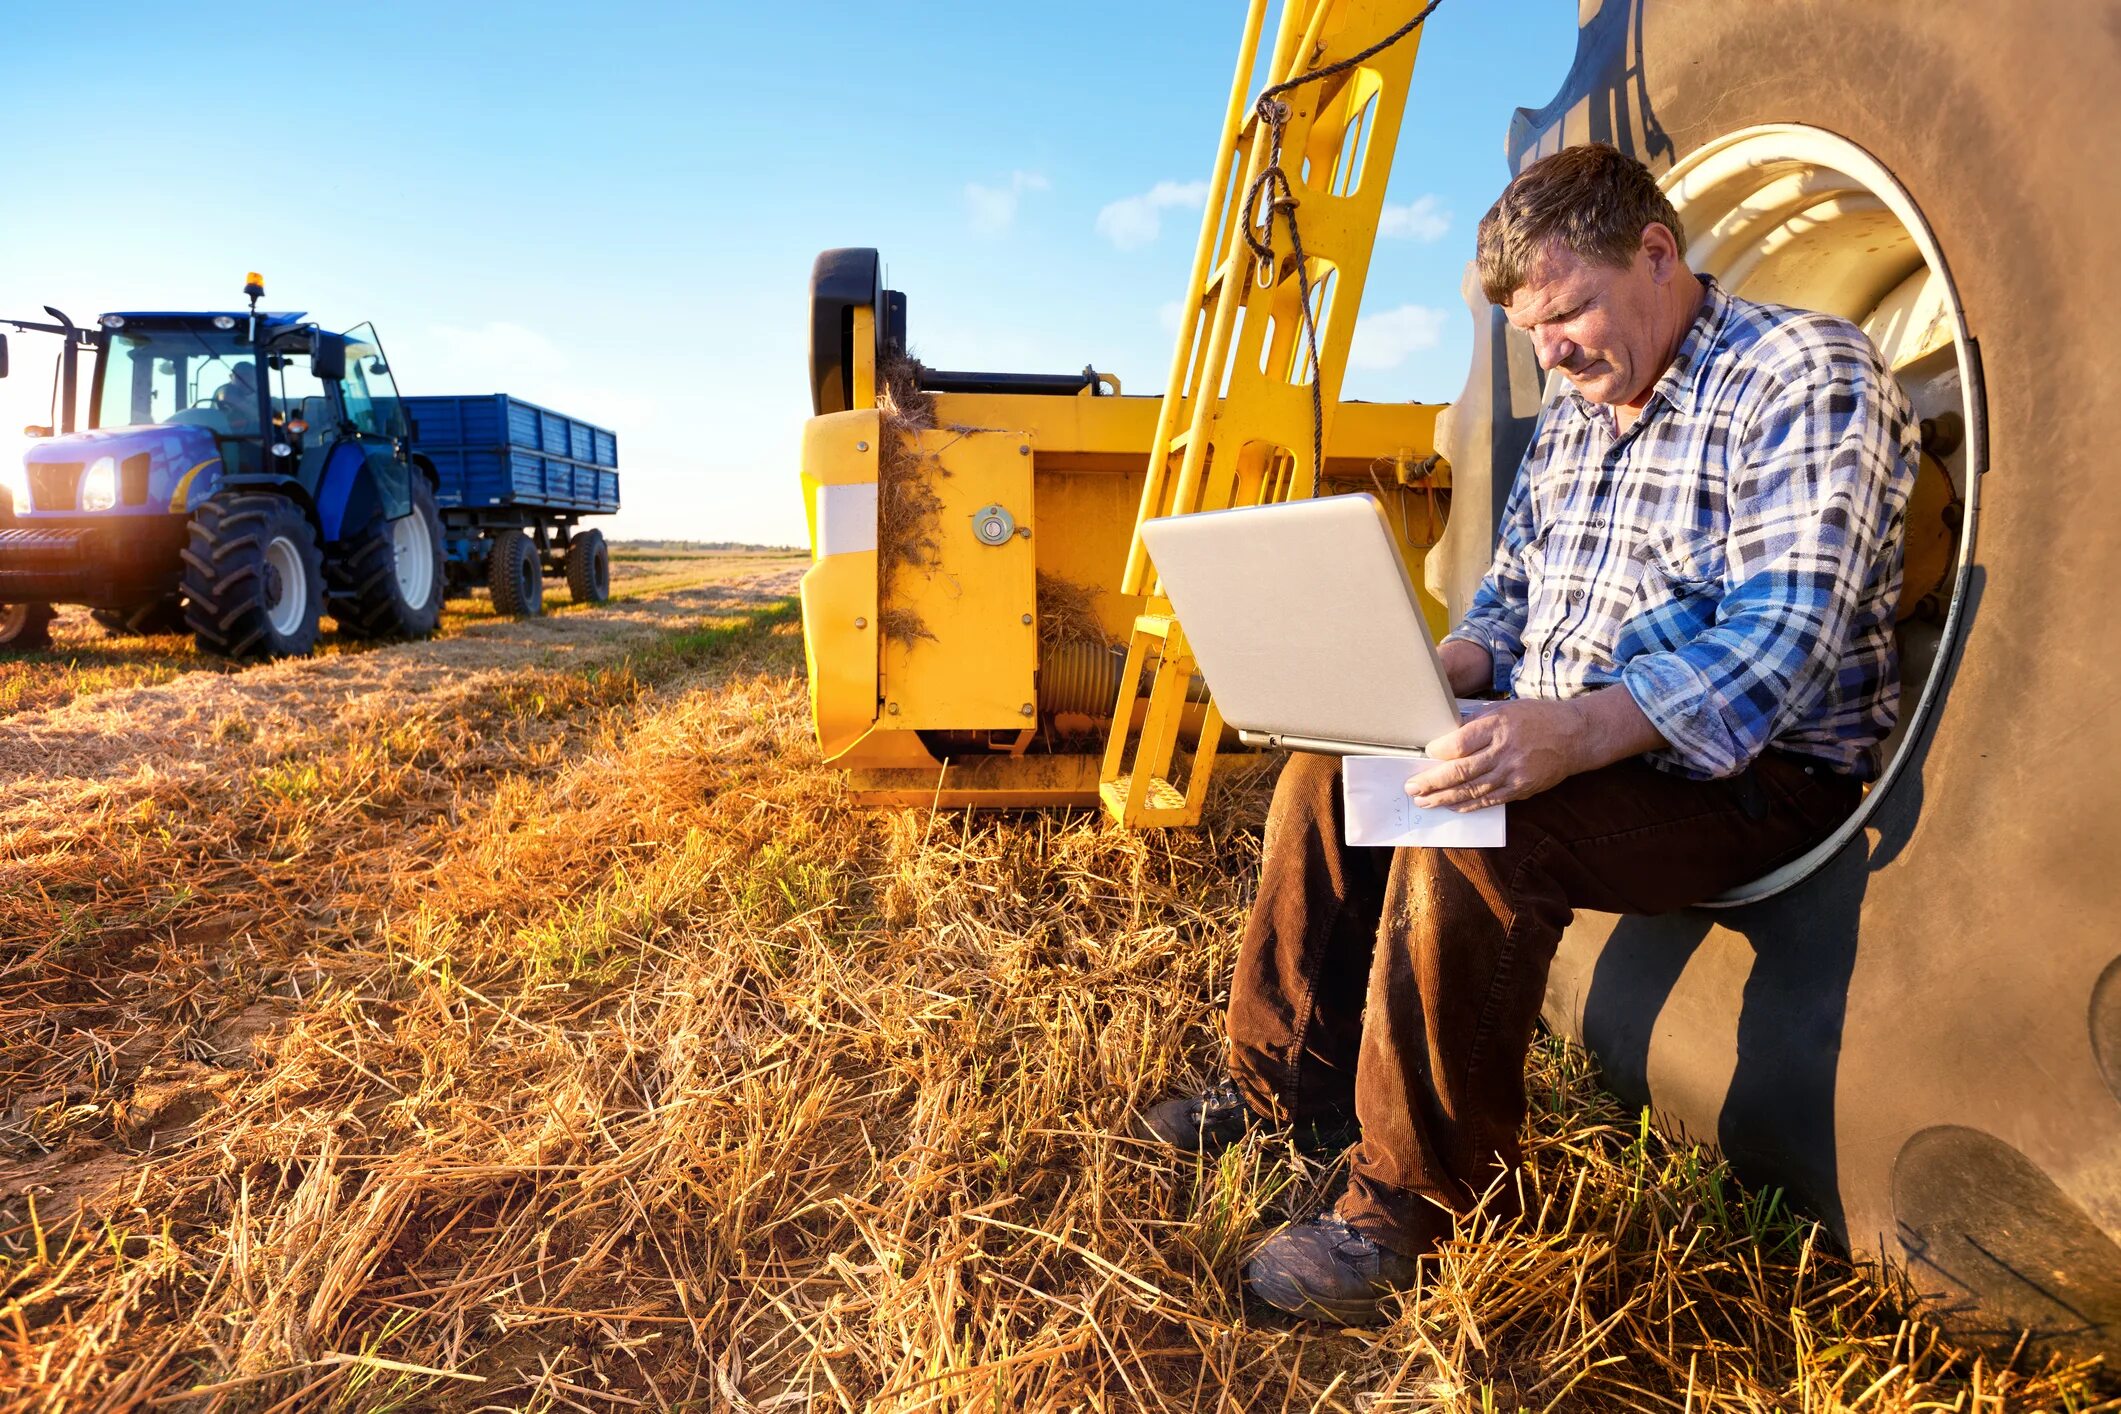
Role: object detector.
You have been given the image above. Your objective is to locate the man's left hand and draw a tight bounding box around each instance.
[1408,699,1587,810]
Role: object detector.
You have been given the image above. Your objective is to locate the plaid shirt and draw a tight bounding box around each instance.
[1444,276,1919,781]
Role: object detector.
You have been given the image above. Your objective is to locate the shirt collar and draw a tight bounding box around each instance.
[1562,274,1729,426]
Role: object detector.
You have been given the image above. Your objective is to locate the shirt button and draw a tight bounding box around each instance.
[1569,589,1585,603]
[1588,516,1607,528]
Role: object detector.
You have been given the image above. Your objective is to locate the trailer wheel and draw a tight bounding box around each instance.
[487,530,544,618]
[181,493,324,660]
[0,602,55,651]
[90,597,188,638]
[564,529,610,605]
[328,475,446,640]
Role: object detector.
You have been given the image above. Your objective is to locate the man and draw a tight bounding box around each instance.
[212,361,263,437]
[1133,144,1918,1324]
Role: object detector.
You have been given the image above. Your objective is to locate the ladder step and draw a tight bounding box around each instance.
[1131,612,1176,640]
[1101,774,1188,816]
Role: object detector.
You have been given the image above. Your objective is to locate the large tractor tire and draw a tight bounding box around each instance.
[90,597,188,638]
[1430,0,2121,1365]
[0,602,54,652]
[327,475,446,640]
[486,529,544,618]
[180,493,324,660]
[564,528,610,605]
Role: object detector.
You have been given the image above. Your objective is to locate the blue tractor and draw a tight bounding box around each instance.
[0,275,445,657]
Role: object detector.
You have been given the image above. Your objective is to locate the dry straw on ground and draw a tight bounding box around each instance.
[0,560,2112,1411]
[877,353,949,646]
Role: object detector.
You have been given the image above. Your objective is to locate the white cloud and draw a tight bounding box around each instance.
[1157,299,1188,334]
[1349,304,1450,371]
[964,170,1051,235]
[1377,194,1450,243]
[1096,180,1210,251]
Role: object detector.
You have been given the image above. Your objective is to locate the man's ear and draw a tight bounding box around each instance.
[1640,221,1682,283]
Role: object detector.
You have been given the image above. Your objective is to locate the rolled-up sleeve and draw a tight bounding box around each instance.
[1443,463,1538,694]
[1621,350,1913,778]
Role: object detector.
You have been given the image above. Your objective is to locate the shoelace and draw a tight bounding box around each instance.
[1194,1078,1248,1120]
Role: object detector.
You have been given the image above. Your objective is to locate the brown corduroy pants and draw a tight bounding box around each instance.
[1226,749,1859,1256]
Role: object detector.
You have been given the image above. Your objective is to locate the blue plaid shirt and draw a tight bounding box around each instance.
[1444,276,1919,781]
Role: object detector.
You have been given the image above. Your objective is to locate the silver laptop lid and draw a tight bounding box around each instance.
[1139,494,1459,754]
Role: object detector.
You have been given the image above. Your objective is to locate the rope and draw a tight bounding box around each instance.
[1238,0,1445,492]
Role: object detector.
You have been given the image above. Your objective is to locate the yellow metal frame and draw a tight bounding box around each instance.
[1100,0,1434,825]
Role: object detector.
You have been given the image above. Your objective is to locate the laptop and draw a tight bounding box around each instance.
[1138,493,1468,757]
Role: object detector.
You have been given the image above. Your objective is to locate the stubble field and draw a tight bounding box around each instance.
[0,551,2110,1411]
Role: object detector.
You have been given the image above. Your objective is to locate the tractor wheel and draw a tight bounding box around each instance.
[180,493,324,660]
[90,597,188,638]
[564,528,610,605]
[486,530,544,618]
[327,475,446,640]
[0,602,55,651]
[1495,0,2121,1365]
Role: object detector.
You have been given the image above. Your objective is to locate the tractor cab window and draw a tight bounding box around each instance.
[97,328,259,435]
[338,324,405,441]
[267,350,330,443]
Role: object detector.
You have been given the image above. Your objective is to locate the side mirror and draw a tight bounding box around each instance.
[310,331,347,382]
[0,333,9,379]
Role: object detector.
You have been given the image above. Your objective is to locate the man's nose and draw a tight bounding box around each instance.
[1533,326,1576,372]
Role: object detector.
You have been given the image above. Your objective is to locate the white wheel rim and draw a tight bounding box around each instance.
[264,535,307,637]
[1661,125,1983,907]
[391,510,435,607]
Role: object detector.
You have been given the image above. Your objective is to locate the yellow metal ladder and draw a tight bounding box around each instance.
[1099,0,1436,826]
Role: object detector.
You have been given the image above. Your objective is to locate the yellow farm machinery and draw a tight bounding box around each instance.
[799,0,2121,1368]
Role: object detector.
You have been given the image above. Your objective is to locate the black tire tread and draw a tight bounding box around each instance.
[326,478,446,640]
[488,530,543,618]
[180,493,323,660]
[564,529,610,605]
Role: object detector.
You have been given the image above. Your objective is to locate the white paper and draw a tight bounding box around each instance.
[1343,754,1507,848]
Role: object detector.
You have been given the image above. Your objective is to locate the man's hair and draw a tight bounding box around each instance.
[1474,143,1685,306]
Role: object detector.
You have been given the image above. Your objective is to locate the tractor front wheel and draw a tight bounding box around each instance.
[0,602,55,651]
[487,530,544,618]
[564,528,610,605]
[328,475,446,640]
[181,493,324,660]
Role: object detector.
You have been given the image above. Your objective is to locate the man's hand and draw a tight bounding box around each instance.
[1409,686,1670,811]
[1437,638,1494,698]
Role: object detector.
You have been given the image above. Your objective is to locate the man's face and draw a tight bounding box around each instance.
[1503,233,1670,407]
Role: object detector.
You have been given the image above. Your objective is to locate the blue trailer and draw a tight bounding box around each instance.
[0,283,621,656]
[401,393,621,617]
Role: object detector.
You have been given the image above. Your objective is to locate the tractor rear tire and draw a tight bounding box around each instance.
[181,493,324,660]
[328,475,446,640]
[487,530,544,618]
[564,528,610,605]
[0,602,55,651]
[1499,0,2121,1367]
[90,598,188,638]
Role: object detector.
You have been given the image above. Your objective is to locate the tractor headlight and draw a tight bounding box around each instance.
[80,456,117,512]
[0,462,29,513]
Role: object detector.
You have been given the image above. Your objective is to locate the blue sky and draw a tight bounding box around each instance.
[0,2,1575,545]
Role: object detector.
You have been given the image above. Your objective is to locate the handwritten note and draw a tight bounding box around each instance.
[1343,754,1506,848]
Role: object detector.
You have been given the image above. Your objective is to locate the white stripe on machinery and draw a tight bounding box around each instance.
[815,482,879,556]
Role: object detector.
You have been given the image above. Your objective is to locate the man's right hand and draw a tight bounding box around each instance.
[1438,638,1494,698]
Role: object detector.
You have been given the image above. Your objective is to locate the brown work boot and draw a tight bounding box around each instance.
[1131,1077,1355,1158]
[1242,1211,1429,1325]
